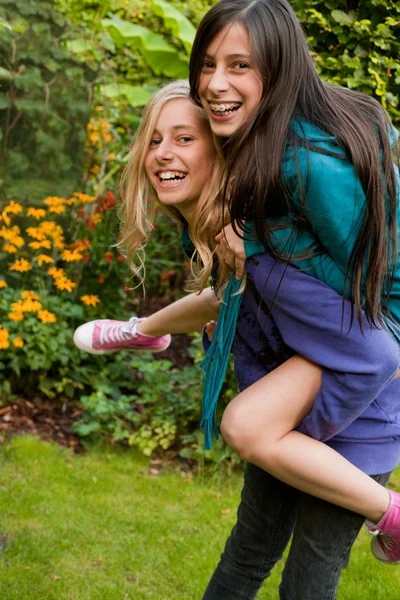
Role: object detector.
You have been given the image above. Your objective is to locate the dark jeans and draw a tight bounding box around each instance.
[202,464,391,600]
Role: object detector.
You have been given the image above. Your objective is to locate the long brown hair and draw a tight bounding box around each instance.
[189,0,399,327]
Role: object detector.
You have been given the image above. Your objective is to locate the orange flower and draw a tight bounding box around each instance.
[29,240,52,250]
[8,311,24,322]
[36,254,54,266]
[27,208,47,220]
[4,201,23,215]
[37,310,57,324]
[3,243,17,253]
[104,251,113,264]
[12,337,24,348]
[9,258,32,272]
[53,277,76,292]
[0,280,7,289]
[0,327,10,350]
[81,295,101,307]
[62,249,83,262]
[98,274,106,284]
[21,291,40,300]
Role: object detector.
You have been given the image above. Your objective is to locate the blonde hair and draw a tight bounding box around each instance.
[118,80,230,295]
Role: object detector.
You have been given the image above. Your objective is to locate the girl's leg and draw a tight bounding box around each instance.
[220,355,390,523]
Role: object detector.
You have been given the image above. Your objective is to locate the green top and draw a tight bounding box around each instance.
[244,119,400,322]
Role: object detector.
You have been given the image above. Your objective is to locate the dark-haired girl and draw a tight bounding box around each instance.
[186,0,400,591]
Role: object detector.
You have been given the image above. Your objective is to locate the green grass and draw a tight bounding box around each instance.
[0,436,399,599]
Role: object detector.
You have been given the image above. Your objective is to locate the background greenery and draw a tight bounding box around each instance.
[0,0,399,463]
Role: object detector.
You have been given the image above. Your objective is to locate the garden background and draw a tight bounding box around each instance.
[0,1,399,597]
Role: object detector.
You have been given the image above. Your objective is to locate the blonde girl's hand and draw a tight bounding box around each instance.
[215,222,246,280]
[205,320,217,342]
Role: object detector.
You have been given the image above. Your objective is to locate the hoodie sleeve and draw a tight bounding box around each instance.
[250,254,400,441]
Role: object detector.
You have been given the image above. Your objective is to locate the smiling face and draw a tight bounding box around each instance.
[144,98,217,222]
[198,22,263,137]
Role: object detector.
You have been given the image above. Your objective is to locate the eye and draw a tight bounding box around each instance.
[233,62,250,70]
[149,138,161,147]
[200,61,214,71]
[178,136,193,143]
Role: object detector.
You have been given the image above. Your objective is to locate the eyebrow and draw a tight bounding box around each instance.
[203,53,251,60]
[152,124,199,135]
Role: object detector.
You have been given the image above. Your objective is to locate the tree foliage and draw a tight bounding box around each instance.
[0,0,96,203]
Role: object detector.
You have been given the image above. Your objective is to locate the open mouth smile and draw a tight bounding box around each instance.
[208,102,242,120]
[156,170,187,187]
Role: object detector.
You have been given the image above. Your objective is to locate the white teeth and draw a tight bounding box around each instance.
[210,103,240,112]
[159,171,186,180]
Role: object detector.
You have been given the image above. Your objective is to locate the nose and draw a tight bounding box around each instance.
[154,139,174,163]
[206,66,230,96]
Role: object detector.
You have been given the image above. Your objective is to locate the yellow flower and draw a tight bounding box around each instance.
[43,196,66,207]
[29,240,52,250]
[26,226,46,241]
[21,299,42,313]
[0,327,10,350]
[8,311,24,322]
[12,337,24,348]
[3,243,17,253]
[10,235,24,248]
[53,276,76,292]
[81,294,101,307]
[48,205,66,214]
[9,258,32,272]
[36,254,54,266]
[1,213,11,226]
[11,300,25,312]
[48,266,65,278]
[4,201,23,215]
[73,192,96,204]
[62,249,83,262]
[0,280,7,289]
[21,290,40,300]
[37,310,57,324]
[27,207,47,220]
[89,133,99,144]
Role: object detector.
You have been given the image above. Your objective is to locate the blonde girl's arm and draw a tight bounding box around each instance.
[137,287,220,337]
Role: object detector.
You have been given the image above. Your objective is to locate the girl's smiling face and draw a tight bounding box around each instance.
[198,23,263,137]
[144,98,216,222]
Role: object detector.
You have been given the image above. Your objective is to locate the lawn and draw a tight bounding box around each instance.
[0,436,399,599]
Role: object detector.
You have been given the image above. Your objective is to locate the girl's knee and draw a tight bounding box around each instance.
[221,403,269,462]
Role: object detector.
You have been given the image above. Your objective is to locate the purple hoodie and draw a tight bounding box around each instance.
[230,254,400,476]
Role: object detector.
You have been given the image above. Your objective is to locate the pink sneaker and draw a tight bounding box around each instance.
[73,317,171,355]
[366,490,400,564]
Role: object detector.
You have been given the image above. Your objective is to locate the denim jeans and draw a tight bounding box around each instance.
[202,464,391,600]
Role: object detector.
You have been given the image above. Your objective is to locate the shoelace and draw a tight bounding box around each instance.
[99,317,139,346]
[378,534,395,551]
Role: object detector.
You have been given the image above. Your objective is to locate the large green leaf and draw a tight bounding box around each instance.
[100,83,154,107]
[151,0,196,54]
[102,14,188,78]
[0,66,13,81]
[331,10,356,26]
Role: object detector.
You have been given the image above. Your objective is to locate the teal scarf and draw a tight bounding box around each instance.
[200,274,242,449]
[179,225,243,449]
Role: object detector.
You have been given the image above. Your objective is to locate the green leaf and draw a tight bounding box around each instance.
[102,14,188,78]
[0,67,13,81]
[151,0,196,54]
[331,10,355,26]
[100,83,154,107]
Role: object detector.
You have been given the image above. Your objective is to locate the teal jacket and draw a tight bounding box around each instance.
[244,119,400,324]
